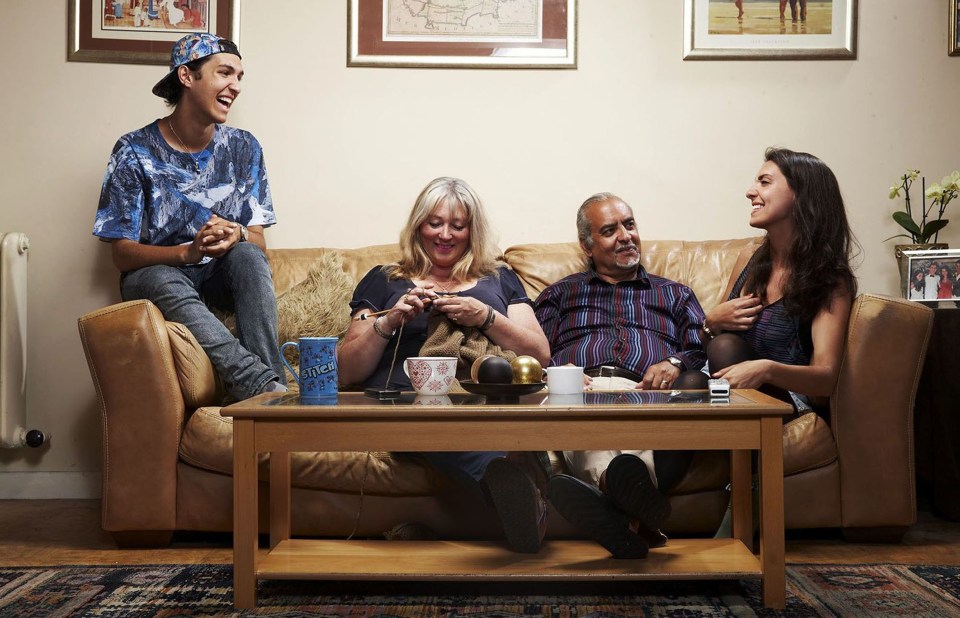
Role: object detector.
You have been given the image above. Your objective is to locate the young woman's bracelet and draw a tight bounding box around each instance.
[702,322,717,339]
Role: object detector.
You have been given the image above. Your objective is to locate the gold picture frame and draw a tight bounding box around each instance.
[68,0,240,65]
[951,0,960,56]
[684,0,857,60]
[348,0,577,68]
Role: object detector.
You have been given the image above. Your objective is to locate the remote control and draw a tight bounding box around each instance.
[708,378,730,397]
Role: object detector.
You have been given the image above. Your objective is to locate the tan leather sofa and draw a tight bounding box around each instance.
[78,238,934,547]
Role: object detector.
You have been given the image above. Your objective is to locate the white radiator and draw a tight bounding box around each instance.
[0,233,44,448]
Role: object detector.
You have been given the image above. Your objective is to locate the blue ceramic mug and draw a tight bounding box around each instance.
[280,337,338,400]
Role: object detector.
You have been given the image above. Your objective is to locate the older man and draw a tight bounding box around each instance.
[535,192,708,558]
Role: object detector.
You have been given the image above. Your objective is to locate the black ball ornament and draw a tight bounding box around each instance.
[475,356,514,384]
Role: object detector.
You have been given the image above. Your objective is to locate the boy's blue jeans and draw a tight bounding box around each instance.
[120,242,283,401]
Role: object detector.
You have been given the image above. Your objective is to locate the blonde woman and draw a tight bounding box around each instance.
[338,177,550,553]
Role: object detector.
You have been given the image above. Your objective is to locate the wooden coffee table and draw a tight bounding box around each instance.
[222,389,793,609]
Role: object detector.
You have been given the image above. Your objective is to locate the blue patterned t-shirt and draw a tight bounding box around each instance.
[93,120,276,249]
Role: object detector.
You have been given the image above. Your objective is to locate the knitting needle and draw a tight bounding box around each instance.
[354,293,456,321]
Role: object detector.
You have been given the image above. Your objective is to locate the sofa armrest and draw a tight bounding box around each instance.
[78,300,185,536]
[831,294,933,529]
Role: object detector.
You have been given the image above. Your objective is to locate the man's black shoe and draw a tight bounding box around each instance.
[547,474,648,559]
[482,457,547,554]
[604,453,672,531]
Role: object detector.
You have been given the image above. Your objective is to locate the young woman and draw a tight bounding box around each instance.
[938,266,953,299]
[705,148,858,538]
[910,269,926,300]
[702,147,858,417]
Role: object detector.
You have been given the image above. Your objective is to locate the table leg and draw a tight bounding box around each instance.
[759,416,785,609]
[730,449,752,546]
[233,419,258,609]
[270,452,291,549]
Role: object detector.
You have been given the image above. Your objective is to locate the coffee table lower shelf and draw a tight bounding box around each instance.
[256,538,762,581]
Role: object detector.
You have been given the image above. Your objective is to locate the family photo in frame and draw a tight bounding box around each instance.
[902,249,960,302]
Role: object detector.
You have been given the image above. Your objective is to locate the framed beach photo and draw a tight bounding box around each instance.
[902,249,960,303]
[68,0,240,65]
[951,0,960,56]
[683,0,858,60]
[347,0,577,68]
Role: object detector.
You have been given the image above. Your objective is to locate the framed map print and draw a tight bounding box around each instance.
[683,0,857,60]
[348,0,577,68]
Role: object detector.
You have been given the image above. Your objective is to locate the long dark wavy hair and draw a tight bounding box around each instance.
[744,148,859,322]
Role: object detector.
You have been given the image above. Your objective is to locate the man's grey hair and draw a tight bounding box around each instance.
[576,192,624,248]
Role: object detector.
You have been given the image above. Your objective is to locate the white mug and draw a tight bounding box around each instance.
[547,393,585,405]
[403,357,457,395]
[546,366,585,395]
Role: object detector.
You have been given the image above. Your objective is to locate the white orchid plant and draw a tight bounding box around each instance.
[887,169,960,244]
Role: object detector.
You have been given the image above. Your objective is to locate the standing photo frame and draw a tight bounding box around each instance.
[901,249,960,303]
[348,0,577,68]
[68,0,240,65]
[684,0,858,60]
[951,0,960,56]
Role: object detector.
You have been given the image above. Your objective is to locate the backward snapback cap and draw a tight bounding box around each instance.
[152,32,241,98]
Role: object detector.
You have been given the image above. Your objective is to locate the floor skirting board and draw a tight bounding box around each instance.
[0,472,100,499]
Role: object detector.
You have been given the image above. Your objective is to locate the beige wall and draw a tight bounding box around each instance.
[0,1,958,497]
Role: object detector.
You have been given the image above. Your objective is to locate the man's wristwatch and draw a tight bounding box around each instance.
[238,225,249,242]
[665,356,685,371]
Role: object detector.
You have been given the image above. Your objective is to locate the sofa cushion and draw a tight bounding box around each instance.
[668,411,837,495]
[783,411,837,476]
[166,322,221,408]
[504,238,761,310]
[268,245,402,297]
[178,407,449,496]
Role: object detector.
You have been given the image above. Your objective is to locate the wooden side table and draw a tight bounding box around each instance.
[914,307,960,521]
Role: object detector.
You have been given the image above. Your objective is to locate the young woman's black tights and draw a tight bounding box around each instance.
[706,333,793,407]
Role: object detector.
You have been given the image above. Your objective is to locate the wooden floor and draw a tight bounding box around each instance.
[2,499,959,568]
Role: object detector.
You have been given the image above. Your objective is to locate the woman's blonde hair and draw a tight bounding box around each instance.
[385,177,503,281]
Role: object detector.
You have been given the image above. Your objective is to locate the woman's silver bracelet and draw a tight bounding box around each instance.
[478,305,496,331]
[373,316,394,340]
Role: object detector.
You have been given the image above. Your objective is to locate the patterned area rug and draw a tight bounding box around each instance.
[1,563,959,617]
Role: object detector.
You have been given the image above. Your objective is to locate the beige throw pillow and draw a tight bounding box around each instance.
[277,251,355,345]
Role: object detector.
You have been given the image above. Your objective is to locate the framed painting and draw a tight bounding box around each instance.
[951,0,960,56]
[68,0,239,65]
[348,0,577,68]
[683,0,857,60]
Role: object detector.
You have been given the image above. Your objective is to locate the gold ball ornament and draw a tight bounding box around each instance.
[510,355,543,384]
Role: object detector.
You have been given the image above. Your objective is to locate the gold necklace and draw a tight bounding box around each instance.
[431,278,458,293]
[168,119,201,173]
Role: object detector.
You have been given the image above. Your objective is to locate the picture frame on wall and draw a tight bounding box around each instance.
[348,0,577,68]
[68,0,239,65]
[951,0,960,56]
[901,249,960,303]
[683,0,858,60]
